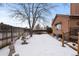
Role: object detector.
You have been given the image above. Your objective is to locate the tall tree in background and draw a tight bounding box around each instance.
[9,3,57,37]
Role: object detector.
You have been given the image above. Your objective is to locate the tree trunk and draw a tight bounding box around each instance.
[29,29,33,37]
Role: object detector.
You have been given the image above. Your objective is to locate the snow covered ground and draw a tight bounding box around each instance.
[0,46,9,56]
[0,34,77,56]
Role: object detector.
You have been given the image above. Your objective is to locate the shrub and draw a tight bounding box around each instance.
[47,27,52,34]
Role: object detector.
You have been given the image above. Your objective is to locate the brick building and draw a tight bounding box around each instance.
[52,14,69,36]
[52,3,79,41]
[71,3,79,15]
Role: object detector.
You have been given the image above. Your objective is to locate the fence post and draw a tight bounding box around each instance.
[61,23,65,47]
[61,31,64,47]
[1,23,3,48]
[8,26,15,56]
[77,32,79,55]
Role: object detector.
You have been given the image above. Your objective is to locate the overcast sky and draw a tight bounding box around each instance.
[0,3,70,28]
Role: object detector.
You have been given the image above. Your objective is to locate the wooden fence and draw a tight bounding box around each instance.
[0,23,25,49]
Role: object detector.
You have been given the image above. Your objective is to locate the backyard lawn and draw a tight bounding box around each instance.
[0,34,76,56]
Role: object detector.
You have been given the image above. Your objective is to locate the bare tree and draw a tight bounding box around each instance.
[8,3,57,37]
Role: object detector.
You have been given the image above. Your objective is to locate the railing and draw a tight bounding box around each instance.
[61,30,79,55]
[63,30,78,42]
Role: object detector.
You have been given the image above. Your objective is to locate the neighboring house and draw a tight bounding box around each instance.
[34,24,41,30]
[52,14,69,36]
[34,23,47,30]
[33,23,47,34]
[52,3,79,42]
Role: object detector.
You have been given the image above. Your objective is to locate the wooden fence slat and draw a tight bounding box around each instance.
[0,23,25,49]
[77,32,79,55]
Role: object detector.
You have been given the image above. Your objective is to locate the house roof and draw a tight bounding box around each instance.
[52,14,79,26]
[52,14,69,26]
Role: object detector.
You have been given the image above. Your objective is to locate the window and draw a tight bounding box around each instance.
[55,23,62,30]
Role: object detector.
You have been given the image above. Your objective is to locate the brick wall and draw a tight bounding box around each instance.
[71,3,79,15]
[52,15,69,35]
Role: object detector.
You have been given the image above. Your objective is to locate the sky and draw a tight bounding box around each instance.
[0,3,70,28]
